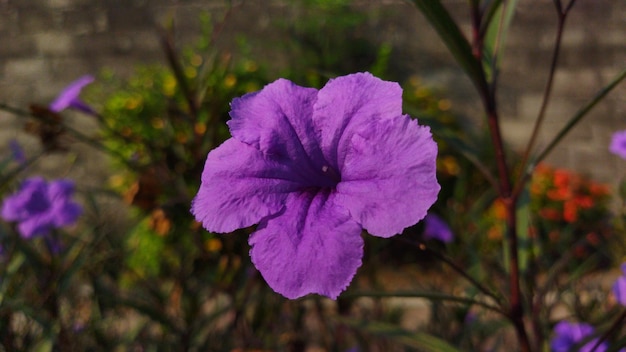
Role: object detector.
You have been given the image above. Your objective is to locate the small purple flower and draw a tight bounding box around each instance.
[49,75,95,114]
[191,72,440,299]
[612,262,626,306]
[609,130,626,160]
[1,177,82,239]
[551,321,606,352]
[8,139,26,165]
[423,213,453,243]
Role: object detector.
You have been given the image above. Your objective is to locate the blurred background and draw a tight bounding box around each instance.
[0,0,624,183]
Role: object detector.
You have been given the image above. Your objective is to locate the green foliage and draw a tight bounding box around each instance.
[273,0,383,86]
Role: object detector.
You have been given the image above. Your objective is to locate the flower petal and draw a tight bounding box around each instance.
[1,193,24,221]
[613,275,626,306]
[9,139,26,164]
[335,114,439,237]
[49,75,95,113]
[249,190,364,299]
[1,177,47,222]
[48,179,75,198]
[52,202,82,227]
[191,138,306,233]
[17,215,52,238]
[312,72,403,169]
[227,79,328,175]
[423,213,454,243]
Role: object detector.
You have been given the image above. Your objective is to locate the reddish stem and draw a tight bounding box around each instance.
[470,3,530,350]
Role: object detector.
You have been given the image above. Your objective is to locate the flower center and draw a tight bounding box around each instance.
[25,189,51,214]
[320,164,341,184]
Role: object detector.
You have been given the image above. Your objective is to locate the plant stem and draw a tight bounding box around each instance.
[470,5,530,350]
[400,239,504,306]
[513,1,570,200]
[158,27,199,121]
[590,309,626,352]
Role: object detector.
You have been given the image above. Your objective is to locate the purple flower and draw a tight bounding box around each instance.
[191,72,440,299]
[613,262,626,306]
[8,139,26,165]
[423,213,453,243]
[1,177,82,238]
[609,130,626,160]
[49,75,95,114]
[551,321,606,352]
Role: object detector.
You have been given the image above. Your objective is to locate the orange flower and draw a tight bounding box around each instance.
[574,195,594,209]
[589,183,610,197]
[585,232,601,246]
[553,169,571,188]
[563,199,578,223]
[492,199,507,220]
[547,187,572,201]
[540,208,561,221]
[488,226,503,240]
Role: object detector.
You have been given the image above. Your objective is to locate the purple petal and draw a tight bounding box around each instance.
[609,130,626,160]
[9,139,26,165]
[68,100,96,115]
[191,138,305,233]
[551,321,605,352]
[52,201,82,227]
[334,114,439,237]
[228,79,327,170]
[249,191,363,299]
[1,177,81,238]
[17,214,53,239]
[1,193,24,221]
[312,72,403,169]
[49,75,95,113]
[48,179,75,198]
[613,275,626,306]
[1,177,47,221]
[423,213,454,243]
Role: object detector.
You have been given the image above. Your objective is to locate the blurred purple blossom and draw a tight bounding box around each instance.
[191,72,440,299]
[550,321,606,352]
[8,139,26,165]
[1,177,82,239]
[609,130,626,160]
[423,213,454,243]
[49,75,95,114]
[613,262,626,306]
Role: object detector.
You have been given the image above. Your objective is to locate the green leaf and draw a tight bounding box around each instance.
[343,290,503,314]
[515,186,531,272]
[31,338,53,352]
[410,0,487,94]
[337,317,459,352]
[483,0,519,75]
[0,252,25,305]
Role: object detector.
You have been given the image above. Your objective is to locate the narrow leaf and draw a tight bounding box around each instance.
[410,0,488,94]
[483,0,519,70]
[337,317,459,352]
[534,67,626,165]
[344,290,503,314]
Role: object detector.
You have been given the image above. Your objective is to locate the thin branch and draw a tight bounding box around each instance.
[513,2,569,200]
[343,290,505,316]
[533,67,626,167]
[397,238,504,307]
[590,309,626,352]
[157,26,199,120]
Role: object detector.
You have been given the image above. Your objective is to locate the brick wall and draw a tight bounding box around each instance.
[0,0,624,185]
